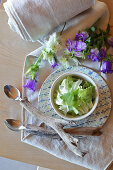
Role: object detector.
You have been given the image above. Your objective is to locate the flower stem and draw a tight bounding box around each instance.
[35,53,43,65]
[60,22,66,35]
[100,59,102,69]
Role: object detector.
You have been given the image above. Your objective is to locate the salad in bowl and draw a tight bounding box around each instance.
[50,72,99,120]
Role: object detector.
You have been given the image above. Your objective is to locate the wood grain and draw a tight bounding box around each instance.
[99,0,113,35]
[0,9,89,170]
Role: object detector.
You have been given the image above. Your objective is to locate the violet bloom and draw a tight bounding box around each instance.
[67,39,86,52]
[98,47,106,60]
[108,37,113,47]
[75,32,89,42]
[49,58,58,69]
[24,79,36,91]
[51,62,58,69]
[101,61,113,74]
[66,39,76,52]
[88,48,99,61]
[75,41,87,52]
[66,39,72,52]
[74,52,83,57]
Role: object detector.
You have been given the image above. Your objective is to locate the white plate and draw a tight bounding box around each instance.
[38,66,111,127]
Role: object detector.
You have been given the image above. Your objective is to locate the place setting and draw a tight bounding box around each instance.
[3,0,113,169]
[4,19,113,169]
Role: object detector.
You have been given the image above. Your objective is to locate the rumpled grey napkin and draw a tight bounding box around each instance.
[3,0,95,42]
[22,49,113,170]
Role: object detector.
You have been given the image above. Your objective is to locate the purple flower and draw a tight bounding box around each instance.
[75,41,86,52]
[67,39,86,52]
[88,48,99,61]
[49,58,58,69]
[75,32,89,42]
[101,61,113,74]
[66,39,76,52]
[51,62,58,69]
[108,37,113,47]
[24,79,36,91]
[98,47,106,60]
[74,52,82,57]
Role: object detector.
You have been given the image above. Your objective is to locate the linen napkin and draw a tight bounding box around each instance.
[3,0,95,42]
[21,2,113,170]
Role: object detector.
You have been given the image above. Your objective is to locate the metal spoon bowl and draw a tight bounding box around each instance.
[4,86,59,136]
[4,119,25,131]
[4,85,21,100]
[4,119,60,139]
[4,85,102,137]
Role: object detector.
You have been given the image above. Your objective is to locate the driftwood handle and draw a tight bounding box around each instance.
[64,126,102,136]
[26,124,102,139]
[26,124,61,139]
[20,98,103,157]
[26,124,102,136]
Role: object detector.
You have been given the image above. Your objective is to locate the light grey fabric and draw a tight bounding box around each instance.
[4,0,95,42]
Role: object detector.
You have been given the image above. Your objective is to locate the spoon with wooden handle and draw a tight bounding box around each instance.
[4,118,102,137]
[4,85,102,157]
[4,85,102,137]
[4,119,60,139]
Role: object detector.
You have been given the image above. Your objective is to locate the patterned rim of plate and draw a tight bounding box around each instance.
[38,66,111,127]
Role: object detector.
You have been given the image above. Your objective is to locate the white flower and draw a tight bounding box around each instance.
[59,57,69,67]
[42,49,53,62]
[45,33,61,53]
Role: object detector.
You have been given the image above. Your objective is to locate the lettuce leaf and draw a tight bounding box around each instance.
[61,89,78,106]
[55,76,95,116]
[58,76,73,94]
[78,86,95,102]
[81,80,92,89]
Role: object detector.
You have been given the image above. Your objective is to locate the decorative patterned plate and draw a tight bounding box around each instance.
[38,66,111,127]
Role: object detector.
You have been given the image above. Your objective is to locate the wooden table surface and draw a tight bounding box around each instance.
[0,1,113,170]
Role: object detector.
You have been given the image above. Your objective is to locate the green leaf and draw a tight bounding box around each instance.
[81,81,92,89]
[85,37,91,43]
[78,86,95,102]
[61,89,78,106]
[71,106,79,114]
[30,72,36,80]
[90,26,96,32]
[59,76,74,93]
[106,24,110,34]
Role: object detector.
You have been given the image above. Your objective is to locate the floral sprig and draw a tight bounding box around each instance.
[24,33,61,91]
[65,21,113,73]
[24,19,113,91]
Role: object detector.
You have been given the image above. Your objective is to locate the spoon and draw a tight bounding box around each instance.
[4,119,85,139]
[4,85,21,101]
[4,86,61,138]
[4,85,102,136]
[4,119,60,138]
